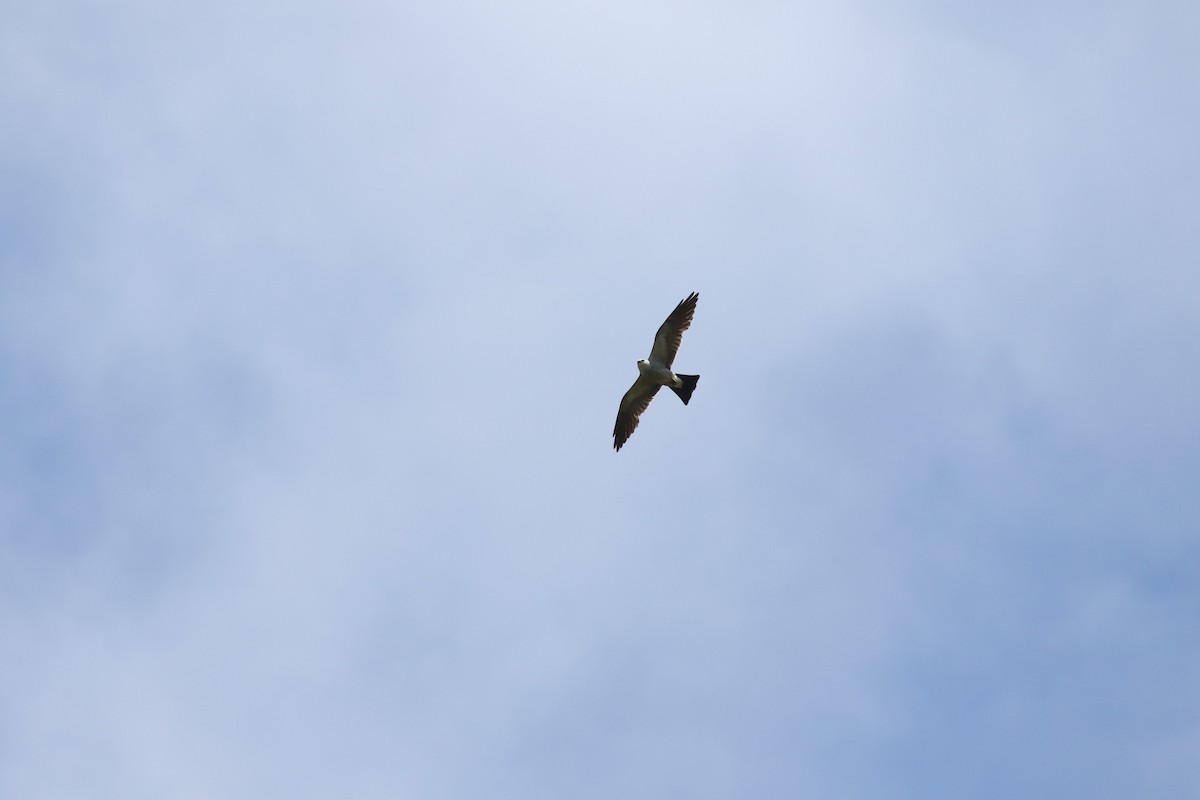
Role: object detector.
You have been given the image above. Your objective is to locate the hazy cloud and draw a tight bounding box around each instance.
[2,1,1198,798]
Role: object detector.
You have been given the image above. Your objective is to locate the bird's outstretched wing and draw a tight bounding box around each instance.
[648,292,698,367]
[613,375,662,451]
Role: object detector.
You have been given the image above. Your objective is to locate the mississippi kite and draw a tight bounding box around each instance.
[613,292,700,451]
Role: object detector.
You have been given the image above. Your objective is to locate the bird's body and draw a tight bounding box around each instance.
[636,358,675,385]
[613,292,700,451]
[635,358,697,401]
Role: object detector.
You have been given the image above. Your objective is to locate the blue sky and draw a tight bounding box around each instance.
[2,1,1198,797]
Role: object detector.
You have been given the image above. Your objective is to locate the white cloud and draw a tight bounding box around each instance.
[2,1,1198,797]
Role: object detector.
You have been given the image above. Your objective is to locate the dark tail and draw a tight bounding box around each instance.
[669,374,699,405]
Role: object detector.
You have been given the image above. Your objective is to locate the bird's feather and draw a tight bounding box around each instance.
[613,376,661,451]
[647,291,698,367]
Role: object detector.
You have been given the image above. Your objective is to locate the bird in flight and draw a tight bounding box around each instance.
[613,292,700,451]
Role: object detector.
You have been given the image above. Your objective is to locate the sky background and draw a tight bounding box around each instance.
[3,1,1199,797]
